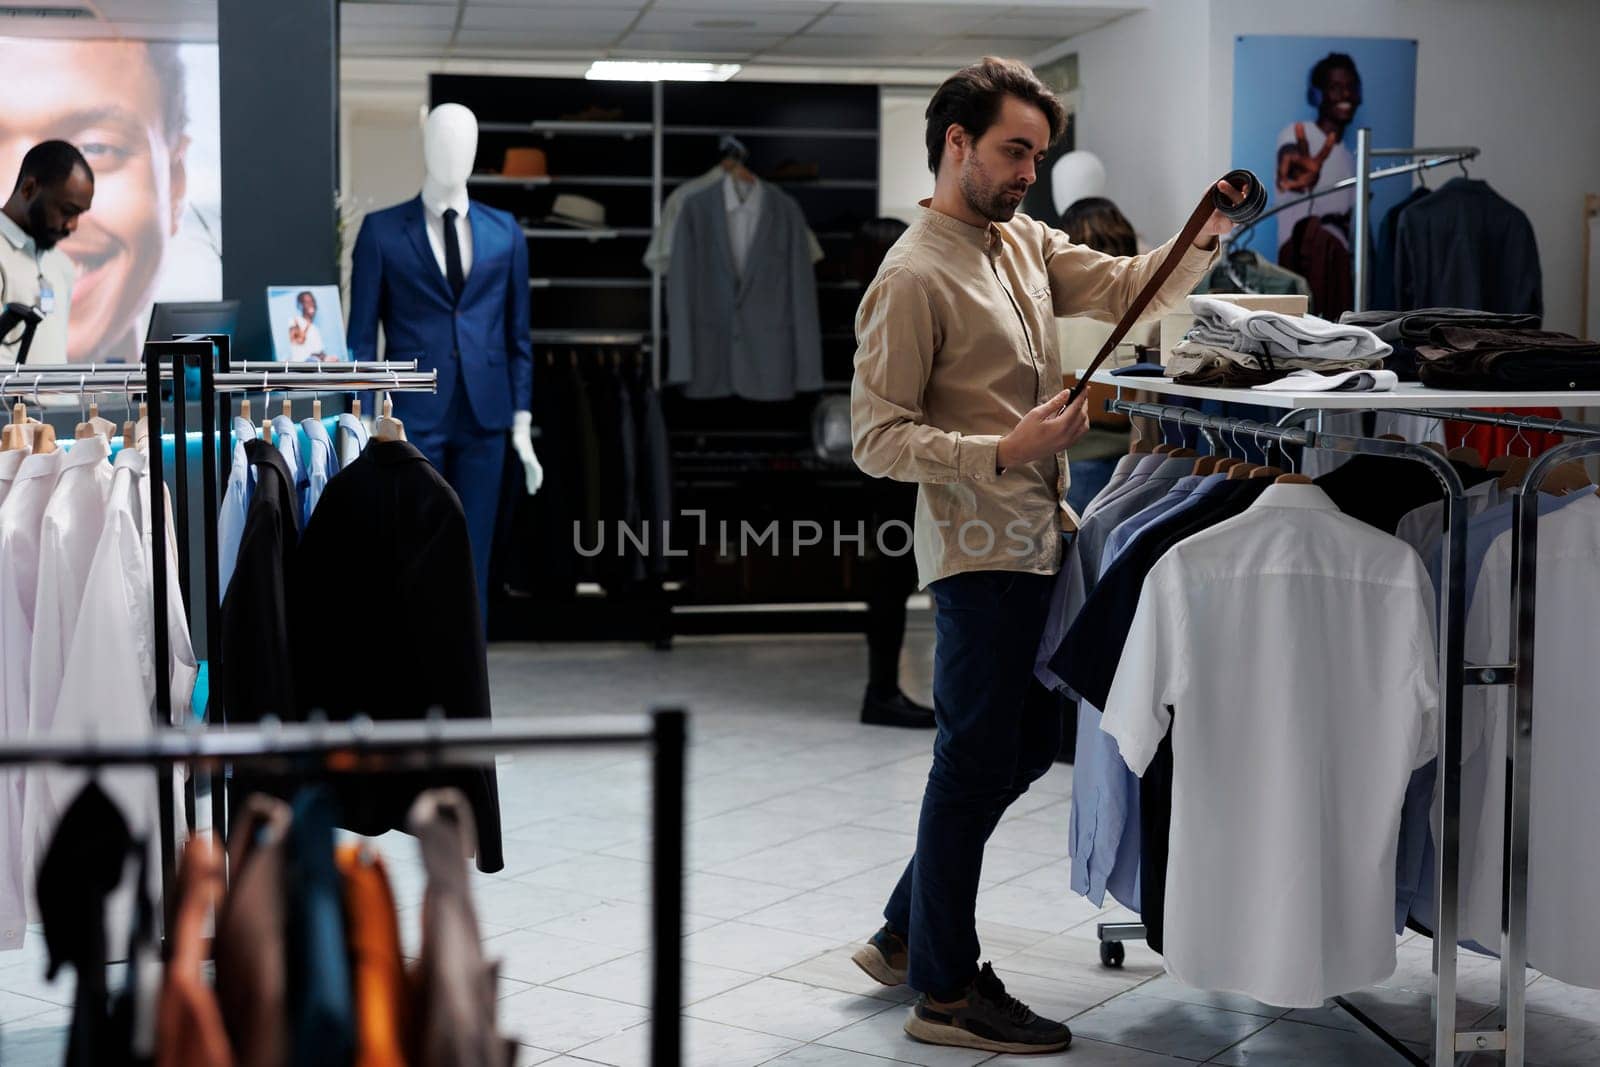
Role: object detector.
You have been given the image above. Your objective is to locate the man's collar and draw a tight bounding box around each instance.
[916,199,1000,253]
[0,210,33,253]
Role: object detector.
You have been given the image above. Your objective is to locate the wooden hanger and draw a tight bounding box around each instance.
[1447,444,1483,467]
[75,398,116,441]
[1421,441,1447,457]
[31,421,57,455]
[312,396,322,421]
[1540,461,1592,495]
[1152,443,1175,454]
[281,392,293,420]
[374,393,406,442]
[1275,472,1314,485]
[1,400,29,452]
[1226,460,1261,480]
[351,393,361,419]
[239,394,251,422]
[1166,447,1197,459]
[1248,465,1284,479]
[1193,455,1221,476]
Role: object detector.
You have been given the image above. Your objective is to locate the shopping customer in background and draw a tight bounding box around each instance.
[0,141,93,365]
[849,56,1240,1053]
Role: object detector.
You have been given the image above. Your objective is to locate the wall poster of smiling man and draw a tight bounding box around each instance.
[1231,35,1417,260]
[0,37,221,364]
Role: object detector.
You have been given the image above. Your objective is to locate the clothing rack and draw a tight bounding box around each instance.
[1223,133,1481,314]
[1093,395,1600,1067]
[0,712,688,1067]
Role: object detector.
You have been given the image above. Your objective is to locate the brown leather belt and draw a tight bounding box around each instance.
[1064,169,1265,405]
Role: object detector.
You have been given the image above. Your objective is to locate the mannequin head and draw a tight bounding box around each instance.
[422,104,477,193]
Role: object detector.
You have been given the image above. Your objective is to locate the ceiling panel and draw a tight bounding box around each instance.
[763,34,943,59]
[617,31,785,54]
[920,35,1062,57]
[342,25,456,46]
[341,4,459,29]
[808,11,989,36]
[452,28,620,49]
[645,0,831,12]
[633,8,816,34]
[460,6,640,31]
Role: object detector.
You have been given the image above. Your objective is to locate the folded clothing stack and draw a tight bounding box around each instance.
[1339,308,1542,379]
[1168,296,1391,386]
[1414,327,1600,390]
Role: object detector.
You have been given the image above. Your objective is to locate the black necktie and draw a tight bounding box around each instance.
[443,207,465,301]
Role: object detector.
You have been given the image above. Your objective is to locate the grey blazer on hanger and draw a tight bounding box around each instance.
[666,180,824,400]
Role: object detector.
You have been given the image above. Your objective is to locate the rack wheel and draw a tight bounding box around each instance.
[1099,940,1125,968]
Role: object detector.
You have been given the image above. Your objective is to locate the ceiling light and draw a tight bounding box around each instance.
[587,60,741,82]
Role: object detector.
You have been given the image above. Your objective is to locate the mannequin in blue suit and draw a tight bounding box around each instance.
[348,104,542,623]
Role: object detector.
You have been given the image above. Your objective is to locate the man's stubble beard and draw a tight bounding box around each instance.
[960,155,1018,224]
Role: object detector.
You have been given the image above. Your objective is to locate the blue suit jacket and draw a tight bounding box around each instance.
[347,197,531,435]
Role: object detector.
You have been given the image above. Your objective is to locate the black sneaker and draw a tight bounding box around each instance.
[904,963,1072,1053]
[851,923,909,986]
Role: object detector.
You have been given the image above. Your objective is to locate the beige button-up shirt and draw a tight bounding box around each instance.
[0,211,74,366]
[850,203,1215,588]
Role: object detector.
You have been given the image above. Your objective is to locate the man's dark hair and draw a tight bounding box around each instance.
[12,140,93,194]
[1310,52,1361,93]
[1061,197,1137,258]
[924,57,1068,175]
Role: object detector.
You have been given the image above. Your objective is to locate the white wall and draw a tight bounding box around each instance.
[1067,0,1600,334]
[880,87,936,223]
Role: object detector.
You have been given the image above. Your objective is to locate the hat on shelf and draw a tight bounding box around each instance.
[544,193,607,229]
[501,147,549,178]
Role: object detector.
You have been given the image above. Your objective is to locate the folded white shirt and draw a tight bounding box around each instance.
[1250,368,1400,393]
[1189,296,1393,362]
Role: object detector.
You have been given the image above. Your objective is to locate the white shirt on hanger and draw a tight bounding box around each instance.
[38,446,196,949]
[21,434,114,887]
[337,411,369,470]
[0,449,27,512]
[1393,479,1502,562]
[1101,483,1438,1008]
[723,173,764,280]
[0,449,63,950]
[1453,492,1600,988]
[423,191,473,280]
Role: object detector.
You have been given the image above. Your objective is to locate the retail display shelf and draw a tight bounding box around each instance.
[477,120,653,137]
[662,176,877,190]
[530,277,650,289]
[663,124,879,140]
[520,227,653,240]
[470,175,653,188]
[1087,370,1600,411]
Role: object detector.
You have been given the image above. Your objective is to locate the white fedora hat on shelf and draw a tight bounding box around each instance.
[544,193,608,229]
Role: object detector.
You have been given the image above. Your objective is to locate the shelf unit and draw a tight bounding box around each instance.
[431,74,885,640]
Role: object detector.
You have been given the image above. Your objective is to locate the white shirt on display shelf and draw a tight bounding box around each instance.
[423,191,473,279]
[1273,120,1355,249]
[1100,483,1438,1009]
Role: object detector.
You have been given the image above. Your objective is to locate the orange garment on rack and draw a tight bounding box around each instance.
[336,843,412,1067]
[157,835,234,1067]
[1443,407,1564,466]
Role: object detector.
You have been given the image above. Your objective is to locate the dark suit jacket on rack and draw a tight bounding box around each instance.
[1393,177,1542,317]
[222,440,299,727]
[288,439,504,873]
[347,197,533,435]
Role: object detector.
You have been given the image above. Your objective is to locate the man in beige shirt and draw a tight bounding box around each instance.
[0,141,92,365]
[848,58,1245,1054]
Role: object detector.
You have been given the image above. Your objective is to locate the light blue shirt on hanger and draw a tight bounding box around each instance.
[218,417,258,594]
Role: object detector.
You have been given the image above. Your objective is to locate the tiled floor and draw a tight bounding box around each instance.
[1,624,1597,1065]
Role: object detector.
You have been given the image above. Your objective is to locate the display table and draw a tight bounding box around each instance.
[1086,370,1595,411]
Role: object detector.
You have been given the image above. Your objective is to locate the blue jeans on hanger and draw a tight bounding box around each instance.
[883,570,1061,997]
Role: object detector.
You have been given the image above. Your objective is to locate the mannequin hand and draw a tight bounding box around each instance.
[510,410,544,495]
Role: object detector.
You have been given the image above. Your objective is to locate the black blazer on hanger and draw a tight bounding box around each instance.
[223,439,299,726]
[288,439,504,873]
